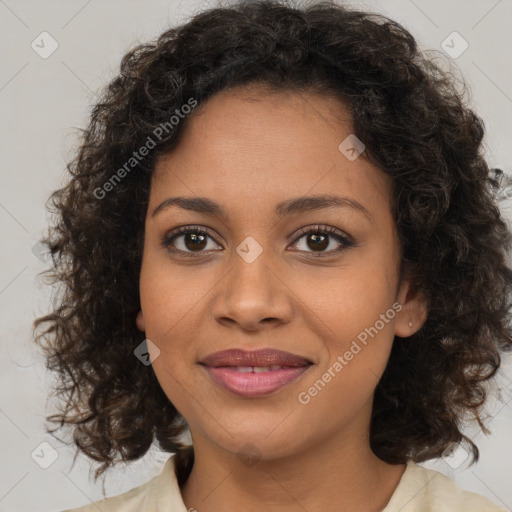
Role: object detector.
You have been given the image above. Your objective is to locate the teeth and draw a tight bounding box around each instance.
[253,366,270,373]
[230,365,283,372]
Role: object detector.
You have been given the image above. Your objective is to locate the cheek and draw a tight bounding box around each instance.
[294,258,398,397]
[138,254,219,405]
[139,267,199,414]
[292,258,397,341]
[139,252,212,341]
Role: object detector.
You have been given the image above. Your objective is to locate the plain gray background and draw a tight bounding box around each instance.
[1,0,511,511]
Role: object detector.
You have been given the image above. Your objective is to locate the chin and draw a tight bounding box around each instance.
[202,419,305,460]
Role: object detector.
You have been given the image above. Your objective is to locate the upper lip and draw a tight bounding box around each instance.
[200,348,313,368]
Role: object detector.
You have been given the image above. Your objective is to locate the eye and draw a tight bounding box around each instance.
[162,225,221,258]
[161,224,355,258]
[290,225,355,257]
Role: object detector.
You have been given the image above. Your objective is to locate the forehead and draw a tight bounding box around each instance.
[155,84,356,171]
[151,85,392,219]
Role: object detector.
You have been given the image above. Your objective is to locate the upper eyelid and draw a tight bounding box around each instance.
[293,224,353,242]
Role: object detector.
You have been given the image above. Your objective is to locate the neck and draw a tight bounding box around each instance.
[179,426,405,512]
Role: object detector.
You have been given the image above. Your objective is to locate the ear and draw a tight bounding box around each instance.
[136,310,146,332]
[394,278,428,337]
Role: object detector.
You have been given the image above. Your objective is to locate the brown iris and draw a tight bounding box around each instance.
[307,233,329,251]
[185,233,208,251]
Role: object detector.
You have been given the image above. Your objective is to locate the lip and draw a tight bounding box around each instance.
[200,348,314,398]
[200,348,313,368]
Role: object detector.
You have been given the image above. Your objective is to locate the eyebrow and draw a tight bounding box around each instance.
[151,194,373,222]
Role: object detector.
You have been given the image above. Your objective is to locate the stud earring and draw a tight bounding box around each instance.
[408,320,413,328]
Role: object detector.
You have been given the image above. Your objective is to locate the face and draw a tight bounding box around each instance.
[138,84,425,462]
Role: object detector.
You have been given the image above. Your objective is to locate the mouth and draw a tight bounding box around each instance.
[199,348,314,398]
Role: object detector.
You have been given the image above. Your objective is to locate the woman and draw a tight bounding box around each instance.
[34,1,512,510]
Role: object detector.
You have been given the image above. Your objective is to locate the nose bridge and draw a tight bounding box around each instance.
[233,241,272,292]
[211,237,293,327]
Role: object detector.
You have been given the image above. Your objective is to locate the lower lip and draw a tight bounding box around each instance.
[203,365,312,398]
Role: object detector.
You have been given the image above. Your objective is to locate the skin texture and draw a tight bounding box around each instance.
[137,84,427,512]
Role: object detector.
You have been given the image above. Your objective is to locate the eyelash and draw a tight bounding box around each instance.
[161,224,355,259]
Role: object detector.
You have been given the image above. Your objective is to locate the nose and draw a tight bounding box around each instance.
[210,247,294,332]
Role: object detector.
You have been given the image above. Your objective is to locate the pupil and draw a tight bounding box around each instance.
[186,233,207,251]
[308,234,328,251]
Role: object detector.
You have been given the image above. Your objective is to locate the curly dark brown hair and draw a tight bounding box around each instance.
[34,0,512,482]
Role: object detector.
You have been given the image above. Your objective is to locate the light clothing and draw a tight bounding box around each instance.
[62,455,505,511]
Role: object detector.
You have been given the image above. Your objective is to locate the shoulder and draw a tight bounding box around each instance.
[61,456,186,512]
[383,461,505,512]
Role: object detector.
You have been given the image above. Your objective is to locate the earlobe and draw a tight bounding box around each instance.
[136,310,145,332]
[394,279,428,338]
